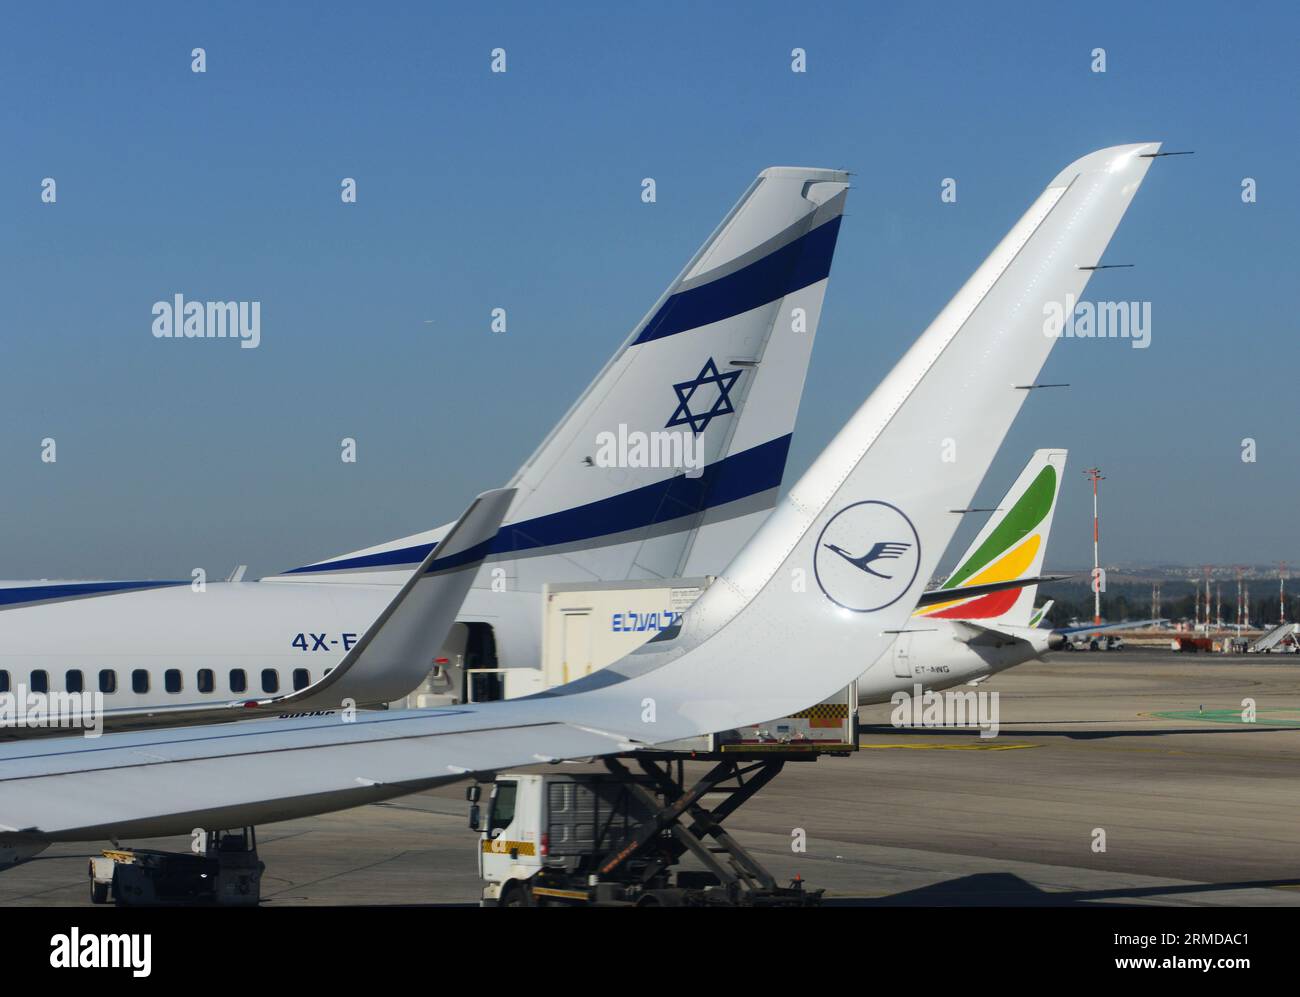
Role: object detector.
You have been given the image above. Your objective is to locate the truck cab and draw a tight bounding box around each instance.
[475,776,544,901]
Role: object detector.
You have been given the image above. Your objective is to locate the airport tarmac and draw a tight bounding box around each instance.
[4,648,1299,907]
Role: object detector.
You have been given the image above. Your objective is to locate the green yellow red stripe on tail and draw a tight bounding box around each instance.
[917,449,1066,624]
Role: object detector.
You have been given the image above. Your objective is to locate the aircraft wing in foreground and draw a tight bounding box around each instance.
[0,144,1164,848]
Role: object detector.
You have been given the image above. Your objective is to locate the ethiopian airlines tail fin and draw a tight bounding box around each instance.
[274,169,850,587]
[915,449,1067,627]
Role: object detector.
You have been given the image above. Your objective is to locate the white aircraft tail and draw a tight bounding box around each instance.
[564,145,1162,734]
[274,168,850,588]
[1029,600,1055,628]
[913,449,1067,627]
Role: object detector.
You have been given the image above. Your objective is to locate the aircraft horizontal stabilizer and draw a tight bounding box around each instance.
[914,574,1070,608]
[947,620,1033,649]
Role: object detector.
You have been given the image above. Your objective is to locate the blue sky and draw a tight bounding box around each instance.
[1,1,1296,579]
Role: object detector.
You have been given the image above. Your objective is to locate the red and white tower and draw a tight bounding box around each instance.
[1083,467,1104,625]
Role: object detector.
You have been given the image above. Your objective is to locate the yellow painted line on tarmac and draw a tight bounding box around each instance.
[858,742,1040,751]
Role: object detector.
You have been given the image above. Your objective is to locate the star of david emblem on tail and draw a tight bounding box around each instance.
[665,358,742,435]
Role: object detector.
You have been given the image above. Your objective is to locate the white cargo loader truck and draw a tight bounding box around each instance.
[467,759,823,907]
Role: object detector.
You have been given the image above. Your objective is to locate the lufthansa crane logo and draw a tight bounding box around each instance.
[813,500,921,612]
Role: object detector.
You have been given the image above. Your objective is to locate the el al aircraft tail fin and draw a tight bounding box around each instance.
[273,169,850,587]
[916,449,1067,626]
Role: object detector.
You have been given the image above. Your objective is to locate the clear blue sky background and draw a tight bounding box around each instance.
[2,1,1296,579]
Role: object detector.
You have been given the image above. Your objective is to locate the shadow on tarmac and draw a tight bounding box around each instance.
[826,872,1300,906]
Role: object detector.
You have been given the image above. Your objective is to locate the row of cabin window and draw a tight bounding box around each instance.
[0,668,312,696]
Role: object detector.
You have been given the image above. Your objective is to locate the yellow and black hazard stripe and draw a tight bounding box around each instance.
[531,886,591,902]
[789,703,849,720]
[481,839,537,856]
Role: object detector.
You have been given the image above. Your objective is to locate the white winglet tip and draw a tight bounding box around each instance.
[1049,142,1162,187]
